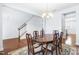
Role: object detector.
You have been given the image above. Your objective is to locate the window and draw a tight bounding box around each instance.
[63,11,76,34]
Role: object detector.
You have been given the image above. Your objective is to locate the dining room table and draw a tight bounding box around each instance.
[32,34,54,54]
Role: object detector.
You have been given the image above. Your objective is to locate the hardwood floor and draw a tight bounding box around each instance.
[69,34,76,45]
[3,38,27,54]
[2,34,76,54]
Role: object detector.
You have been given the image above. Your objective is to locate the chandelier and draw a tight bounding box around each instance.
[41,3,53,18]
[42,12,53,18]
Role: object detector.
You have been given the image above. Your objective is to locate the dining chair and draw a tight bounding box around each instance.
[43,30,59,55]
[33,31,39,40]
[58,32,63,54]
[52,31,59,55]
[52,32,63,55]
[26,33,43,55]
[46,30,60,55]
[42,30,63,55]
[33,31,42,49]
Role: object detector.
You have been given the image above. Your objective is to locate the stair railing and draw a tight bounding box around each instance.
[18,15,33,42]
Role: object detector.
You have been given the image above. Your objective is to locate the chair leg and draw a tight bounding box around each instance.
[58,48,61,54]
[58,45,61,54]
[28,47,30,55]
[41,44,45,55]
[42,50,45,55]
[28,49,30,55]
[44,44,48,55]
[56,47,58,55]
[51,47,54,55]
[51,51,53,55]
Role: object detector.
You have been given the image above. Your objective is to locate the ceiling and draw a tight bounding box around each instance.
[3,3,79,17]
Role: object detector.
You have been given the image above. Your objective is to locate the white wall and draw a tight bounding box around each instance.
[45,11,62,34]
[2,6,43,39]
[0,4,3,51]
[21,16,42,39]
[26,16,42,35]
[2,6,33,39]
[76,6,79,45]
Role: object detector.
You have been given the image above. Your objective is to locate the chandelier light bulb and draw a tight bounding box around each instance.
[42,13,47,18]
[47,15,50,18]
[48,12,53,17]
[42,12,53,18]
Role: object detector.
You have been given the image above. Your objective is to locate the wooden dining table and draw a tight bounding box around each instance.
[32,34,54,54]
[33,34,53,43]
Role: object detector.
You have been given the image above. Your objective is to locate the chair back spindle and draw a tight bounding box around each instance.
[33,31,39,39]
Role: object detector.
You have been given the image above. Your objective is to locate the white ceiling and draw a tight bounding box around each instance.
[3,3,79,17]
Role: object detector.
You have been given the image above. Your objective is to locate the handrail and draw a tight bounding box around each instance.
[18,15,34,42]
[18,23,27,30]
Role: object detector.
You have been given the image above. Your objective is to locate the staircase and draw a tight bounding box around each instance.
[18,15,34,42]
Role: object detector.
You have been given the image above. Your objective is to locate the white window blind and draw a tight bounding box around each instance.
[64,11,76,34]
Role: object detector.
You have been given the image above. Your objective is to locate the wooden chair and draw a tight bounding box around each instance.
[41,30,63,55]
[33,31,42,48]
[33,30,50,55]
[51,32,63,55]
[46,30,60,55]
[33,31,39,40]
[51,31,59,55]
[43,30,59,55]
[33,31,47,55]
[26,33,43,55]
[58,32,63,54]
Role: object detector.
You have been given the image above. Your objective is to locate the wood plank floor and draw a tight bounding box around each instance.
[3,38,27,54]
[2,34,76,54]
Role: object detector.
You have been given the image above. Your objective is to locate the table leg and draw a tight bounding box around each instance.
[44,43,48,55]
